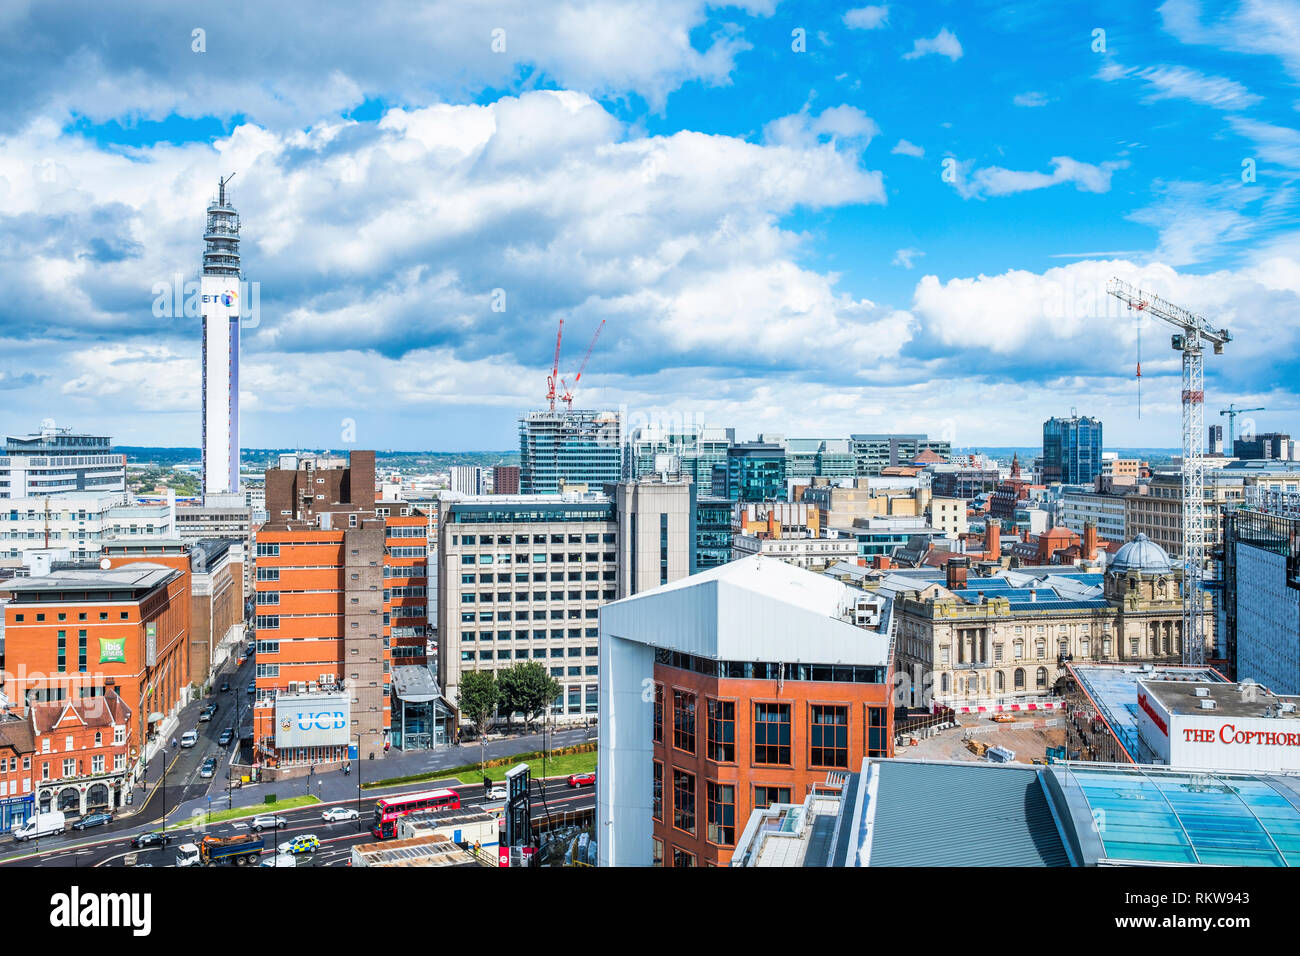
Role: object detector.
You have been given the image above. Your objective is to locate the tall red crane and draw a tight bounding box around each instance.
[561,319,606,408]
[546,318,564,411]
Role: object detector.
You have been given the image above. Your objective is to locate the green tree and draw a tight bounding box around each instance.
[499,661,562,732]
[456,671,500,777]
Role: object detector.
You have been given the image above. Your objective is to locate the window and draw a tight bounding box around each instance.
[706,782,735,846]
[673,690,696,754]
[652,838,664,867]
[811,705,848,768]
[62,758,76,777]
[754,702,791,765]
[652,684,663,743]
[672,847,695,868]
[1014,668,1026,690]
[652,761,663,821]
[1013,639,1024,659]
[1036,666,1048,689]
[866,706,888,757]
[754,785,791,809]
[673,769,696,835]
[706,699,734,762]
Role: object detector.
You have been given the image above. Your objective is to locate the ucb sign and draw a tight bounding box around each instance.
[274,692,351,748]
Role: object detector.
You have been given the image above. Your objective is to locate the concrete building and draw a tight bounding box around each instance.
[174,496,254,598]
[850,434,951,477]
[186,538,246,687]
[0,492,176,564]
[1059,486,1127,543]
[1235,432,1291,461]
[1125,471,1245,557]
[928,496,967,537]
[437,483,692,723]
[200,177,243,500]
[449,466,487,496]
[518,409,623,495]
[731,530,858,572]
[0,422,126,499]
[626,424,732,497]
[801,476,929,528]
[598,556,895,867]
[1222,491,1300,694]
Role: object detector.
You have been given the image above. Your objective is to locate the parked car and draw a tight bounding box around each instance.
[200,757,217,778]
[249,814,287,832]
[246,682,256,695]
[131,831,172,849]
[321,806,359,823]
[219,679,230,692]
[72,812,113,830]
[198,704,217,722]
[218,727,235,747]
[567,772,596,788]
[277,834,320,855]
[179,730,199,748]
[485,786,507,800]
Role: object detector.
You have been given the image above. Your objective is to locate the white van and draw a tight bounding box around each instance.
[13,811,66,842]
[180,730,199,748]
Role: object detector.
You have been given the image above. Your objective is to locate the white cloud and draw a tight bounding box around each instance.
[891,138,924,157]
[843,5,889,29]
[949,155,1128,199]
[1097,61,1261,111]
[892,247,924,268]
[1013,91,1050,107]
[1160,0,1300,81]
[902,28,962,61]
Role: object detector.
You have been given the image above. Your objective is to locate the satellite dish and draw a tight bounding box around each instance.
[99,558,112,570]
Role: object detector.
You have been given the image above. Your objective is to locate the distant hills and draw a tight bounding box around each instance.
[119,447,519,470]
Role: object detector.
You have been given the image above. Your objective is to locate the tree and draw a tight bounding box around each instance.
[456,671,499,778]
[499,662,562,732]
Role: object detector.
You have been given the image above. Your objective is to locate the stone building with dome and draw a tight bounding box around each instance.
[877,533,1214,708]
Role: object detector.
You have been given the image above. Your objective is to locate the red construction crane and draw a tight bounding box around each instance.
[546,318,564,411]
[561,319,606,408]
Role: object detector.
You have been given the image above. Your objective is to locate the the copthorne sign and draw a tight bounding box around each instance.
[1183,725,1300,748]
[1136,679,1300,772]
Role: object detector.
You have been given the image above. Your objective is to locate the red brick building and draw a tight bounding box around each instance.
[29,695,132,815]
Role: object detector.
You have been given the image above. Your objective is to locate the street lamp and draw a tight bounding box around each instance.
[354,733,363,834]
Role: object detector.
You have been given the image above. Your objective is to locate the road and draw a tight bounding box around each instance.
[0,777,595,868]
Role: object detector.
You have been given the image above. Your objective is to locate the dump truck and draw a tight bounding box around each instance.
[176,833,265,867]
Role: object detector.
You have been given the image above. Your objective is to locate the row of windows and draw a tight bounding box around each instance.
[462,630,599,642]
[460,553,614,565]
[655,650,887,686]
[459,609,599,622]
[462,651,597,673]
[652,767,737,847]
[455,533,615,545]
[461,589,607,602]
[11,611,129,623]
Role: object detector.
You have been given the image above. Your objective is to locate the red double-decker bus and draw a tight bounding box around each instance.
[371,788,460,838]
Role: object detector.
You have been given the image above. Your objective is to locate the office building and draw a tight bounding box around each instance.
[713,442,786,502]
[436,482,692,721]
[201,177,243,500]
[850,434,951,478]
[784,439,855,482]
[694,497,732,573]
[598,556,895,867]
[0,421,125,499]
[1125,471,1245,557]
[1042,414,1103,485]
[1235,432,1292,461]
[626,424,733,496]
[1059,487,1127,543]
[186,538,246,686]
[174,495,254,597]
[491,465,520,495]
[518,409,623,495]
[1208,424,1225,456]
[1222,491,1300,694]
[449,466,488,495]
[0,492,176,564]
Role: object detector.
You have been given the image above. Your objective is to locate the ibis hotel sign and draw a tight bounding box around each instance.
[274,691,350,749]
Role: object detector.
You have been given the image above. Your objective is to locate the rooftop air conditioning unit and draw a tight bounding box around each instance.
[1194,687,1209,698]
[1199,699,1217,710]
[1281,701,1297,714]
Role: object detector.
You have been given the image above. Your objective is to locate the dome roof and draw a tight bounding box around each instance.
[1109,533,1173,574]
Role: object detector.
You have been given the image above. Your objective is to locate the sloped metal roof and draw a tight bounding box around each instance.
[866,760,1071,867]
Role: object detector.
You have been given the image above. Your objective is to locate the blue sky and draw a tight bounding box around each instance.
[1,0,1298,451]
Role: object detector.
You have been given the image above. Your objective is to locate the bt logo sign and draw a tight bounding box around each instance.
[201,290,239,307]
[296,711,346,731]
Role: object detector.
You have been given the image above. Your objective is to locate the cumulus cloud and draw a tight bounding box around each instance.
[891,138,924,157]
[843,5,889,29]
[902,28,962,61]
[948,155,1128,199]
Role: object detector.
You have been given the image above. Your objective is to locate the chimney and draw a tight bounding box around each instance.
[986,518,1001,561]
[946,555,969,591]
[873,555,893,571]
[1083,521,1098,562]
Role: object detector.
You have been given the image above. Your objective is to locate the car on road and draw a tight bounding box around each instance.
[219,679,230,692]
[218,727,234,747]
[72,811,113,830]
[485,786,507,800]
[567,772,596,788]
[249,814,288,831]
[246,681,256,695]
[199,756,217,778]
[321,806,359,823]
[277,834,320,855]
[199,703,218,722]
[131,831,172,849]
[180,730,199,748]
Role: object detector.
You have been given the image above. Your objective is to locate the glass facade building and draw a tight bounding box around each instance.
[694,497,732,572]
[518,409,623,494]
[1042,415,1103,485]
[715,443,787,502]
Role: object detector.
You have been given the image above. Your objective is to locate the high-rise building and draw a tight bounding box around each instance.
[1234,432,1291,461]
[850,434,951,477]
[0,421,125,498]
[713,442,787,502]
[785,439,856,482]
[201,176,243,500]
[435,481,693,720]
[1042,414,1103,485]
[491,465,520,495]
[597,556,895,867]
[518,409,623,494]
[693,497,732,573]
[449,466,487,495]
[1208,424,1225,456]
[626,425,733,496]
[0,492,175,564]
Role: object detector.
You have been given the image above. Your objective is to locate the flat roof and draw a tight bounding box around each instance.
[1143,679,1300,720]
[1071,663,1229,761]
[0,563,179,596]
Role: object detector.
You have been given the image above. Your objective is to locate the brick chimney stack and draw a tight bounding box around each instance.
[1083,521,1098,562]
[986,518,1001,562]
[946,555,970,591]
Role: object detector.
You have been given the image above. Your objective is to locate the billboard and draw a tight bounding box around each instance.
[274,692,351,749]
[99,638,126,664]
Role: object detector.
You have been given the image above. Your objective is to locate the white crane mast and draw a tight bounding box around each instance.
[1106,278,1231,666]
